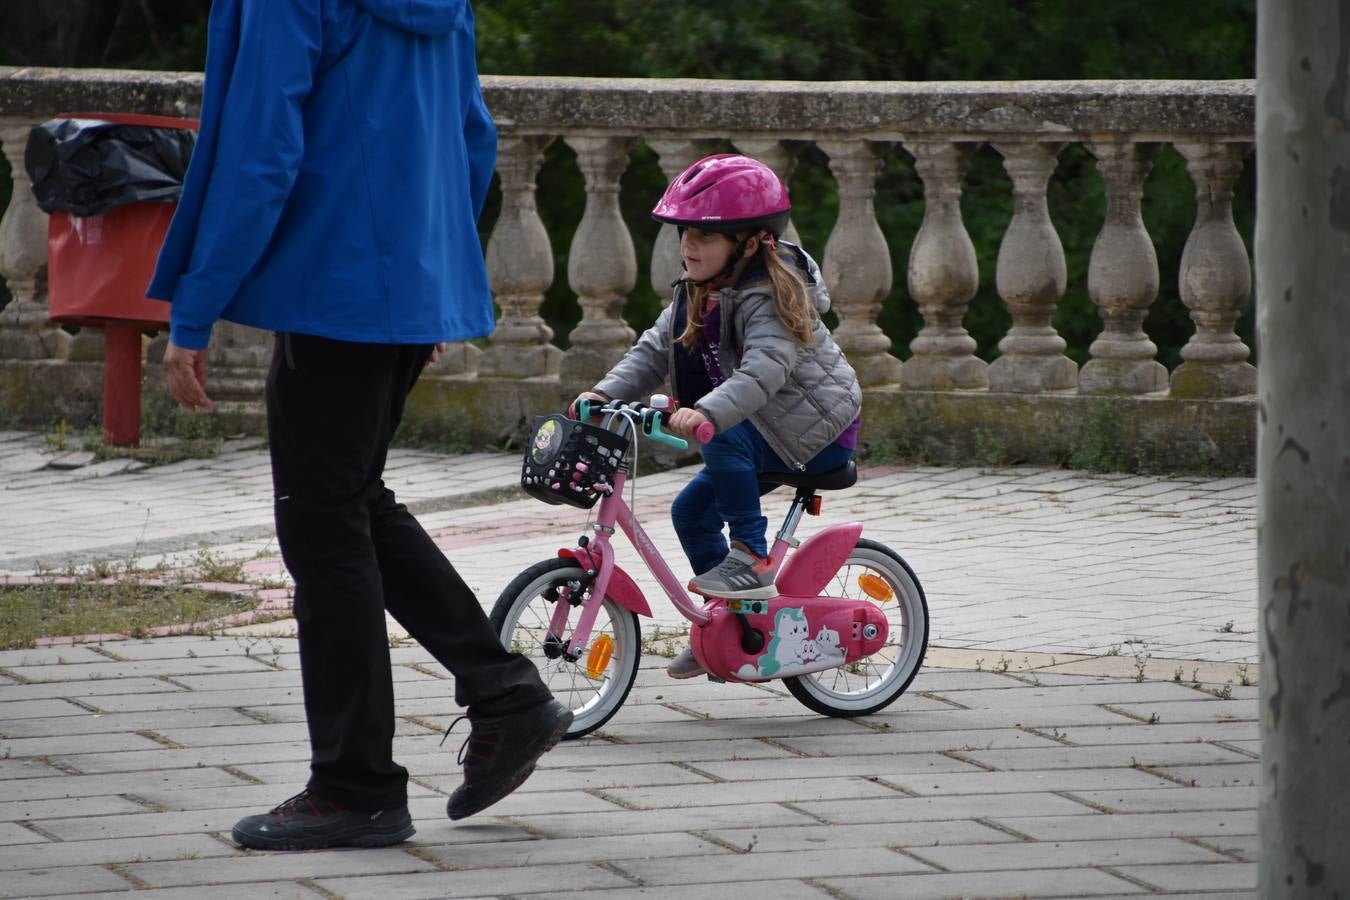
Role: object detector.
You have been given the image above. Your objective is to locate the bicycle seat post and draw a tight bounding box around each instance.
[773,488,817,550]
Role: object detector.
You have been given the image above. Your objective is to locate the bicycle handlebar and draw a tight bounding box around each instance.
[576,398,713,449]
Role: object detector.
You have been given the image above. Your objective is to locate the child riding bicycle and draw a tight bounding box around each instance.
[571,154,862,679]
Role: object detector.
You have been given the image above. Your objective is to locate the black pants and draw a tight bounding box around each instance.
[266,333,551,810]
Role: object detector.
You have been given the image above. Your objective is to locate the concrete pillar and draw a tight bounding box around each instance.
[1256,0,1350,894]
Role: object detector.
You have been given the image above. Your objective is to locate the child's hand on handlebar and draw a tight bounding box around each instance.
[667,407,712,441]
[569,391,608,420]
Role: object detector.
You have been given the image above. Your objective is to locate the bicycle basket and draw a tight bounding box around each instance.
[520,414,629,509]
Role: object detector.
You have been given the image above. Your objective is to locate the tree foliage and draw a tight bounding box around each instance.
[1,1,1256,365]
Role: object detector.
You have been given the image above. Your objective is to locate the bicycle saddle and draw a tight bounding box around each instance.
[759,460,857,492]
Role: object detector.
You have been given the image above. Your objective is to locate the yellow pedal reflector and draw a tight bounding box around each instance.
[586,634,614,678]
[857,573,894,602]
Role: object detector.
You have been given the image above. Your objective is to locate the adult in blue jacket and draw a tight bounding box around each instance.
[149,0,571,851]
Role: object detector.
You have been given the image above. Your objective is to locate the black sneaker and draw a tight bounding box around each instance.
[231,789,414,850]
[444,698,573,820]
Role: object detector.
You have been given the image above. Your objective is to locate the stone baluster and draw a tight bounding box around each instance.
[646,138,720,307]
[818,139,902,386]
[733,137,802,246]
[1080,141,1168,394]
[559,135,638,386]
[1170,141,1256,397]
[479,133,560,377]
[903,140,987,390]
[989,141,1077,393]
[0,121,69,360]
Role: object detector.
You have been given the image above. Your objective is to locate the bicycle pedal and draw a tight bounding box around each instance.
[705,674,727,684]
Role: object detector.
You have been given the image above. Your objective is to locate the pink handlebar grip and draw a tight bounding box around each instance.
[694,421,715,444]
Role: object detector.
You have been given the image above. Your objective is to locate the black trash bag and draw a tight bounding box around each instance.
[25,117,196,218]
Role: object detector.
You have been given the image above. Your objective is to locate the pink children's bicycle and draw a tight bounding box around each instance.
[493,398,929,738]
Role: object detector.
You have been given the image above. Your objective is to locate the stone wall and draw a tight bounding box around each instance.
[0,67,1257,471]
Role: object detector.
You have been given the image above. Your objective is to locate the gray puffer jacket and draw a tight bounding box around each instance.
[593,243,861,470]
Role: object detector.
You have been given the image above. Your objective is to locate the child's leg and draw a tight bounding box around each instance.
[671,471,728,575]
[699,421,770,559]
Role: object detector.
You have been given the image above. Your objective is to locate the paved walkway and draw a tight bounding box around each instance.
[0,430,1259,898]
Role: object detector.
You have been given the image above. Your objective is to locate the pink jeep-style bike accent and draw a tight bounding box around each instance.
[494,397,929,738]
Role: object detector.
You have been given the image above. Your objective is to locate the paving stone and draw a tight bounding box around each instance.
[416,831,726,869]
[0,863,133,897]
[598,775,905,810]
[704,819,1016,852]
[691,751,980,783]
[1114,861,1258,892]
[526,881,834,900]
[0,758,67,780]
[0,822,47,845]
[909,836,1228,871]
[124,846,441,888]
[820,867,1144,899]
[0,794,149,823]
[932,681,1212,708]
[2,656,281,683]
[895,767,1179,796]
[0,707,265,739]
[1147,762,1260,788]
[314,861,633,899]
[1069,785,1258,813]
[958,741,1257,771]
[992,809,1258,841]
[617,846,934,885]
[0,832,233,869]
[505,801,822,839]
[1055,721,1259,746]
[49,739,312,776]
[3,766,256,803]
[0,676,189,703]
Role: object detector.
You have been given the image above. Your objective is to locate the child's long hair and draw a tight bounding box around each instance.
[678,238,815,350]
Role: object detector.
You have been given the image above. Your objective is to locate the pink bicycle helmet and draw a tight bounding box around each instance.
[651,154,791,237]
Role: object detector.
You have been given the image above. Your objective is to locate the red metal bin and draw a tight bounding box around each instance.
[45,112,198,447]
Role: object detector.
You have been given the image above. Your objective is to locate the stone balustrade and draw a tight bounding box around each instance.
[0,67,1257,470]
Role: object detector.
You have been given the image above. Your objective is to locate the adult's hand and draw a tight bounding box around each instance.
[164,340,214,412]
[426,342,449,366]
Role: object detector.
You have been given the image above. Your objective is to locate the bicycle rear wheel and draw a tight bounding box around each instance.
[491,558,641,739]
[783,538,928,717]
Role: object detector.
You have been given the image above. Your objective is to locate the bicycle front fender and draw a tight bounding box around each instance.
[557,547,653,618]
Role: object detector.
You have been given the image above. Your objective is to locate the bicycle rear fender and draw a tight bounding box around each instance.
[557,547,653,618]
[774,522,864,597]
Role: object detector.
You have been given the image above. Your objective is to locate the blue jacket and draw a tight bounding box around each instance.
[147,0,497,350]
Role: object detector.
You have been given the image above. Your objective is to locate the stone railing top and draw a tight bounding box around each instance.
[0,66,1254,140]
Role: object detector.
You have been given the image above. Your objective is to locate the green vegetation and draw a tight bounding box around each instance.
[0,577,250,650]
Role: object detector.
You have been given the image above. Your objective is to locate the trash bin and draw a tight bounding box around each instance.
[26,113,198,446]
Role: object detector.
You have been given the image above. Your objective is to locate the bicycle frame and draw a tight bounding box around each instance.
[552,459,863,661]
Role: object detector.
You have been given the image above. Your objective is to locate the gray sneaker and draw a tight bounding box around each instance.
[691,547,776,599]
[666,646,707,679]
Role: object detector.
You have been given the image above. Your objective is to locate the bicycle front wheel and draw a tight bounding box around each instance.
[783,538,928,717]
[490,558,641,739]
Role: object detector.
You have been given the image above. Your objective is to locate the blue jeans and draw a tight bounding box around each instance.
[670,420,854,575]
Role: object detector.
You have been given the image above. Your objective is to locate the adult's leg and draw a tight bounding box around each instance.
[267,333,409,811]
[368,346,551,714]
[370,489,552,712]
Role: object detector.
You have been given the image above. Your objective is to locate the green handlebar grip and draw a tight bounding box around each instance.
[577,399,593,421]
[647,412,689,450]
